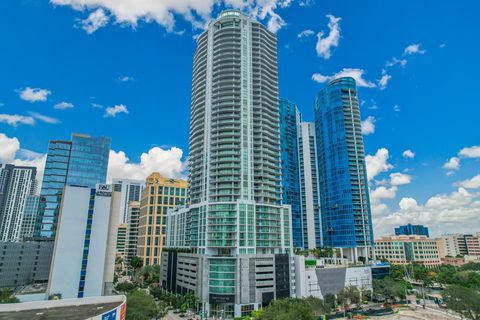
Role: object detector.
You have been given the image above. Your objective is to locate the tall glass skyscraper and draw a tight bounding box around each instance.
[34,133,111,238]
[314,77,373,261]
[279,98,302,248]
[280,100,322,250]
[162,11,293,318]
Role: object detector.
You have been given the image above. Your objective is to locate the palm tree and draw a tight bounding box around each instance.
[129,256,143,280]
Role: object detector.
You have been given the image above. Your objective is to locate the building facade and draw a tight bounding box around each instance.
[314,77,374,261]
[137,173,187,266]
[279,98,303,249]
[0,165,37,241]
[0,240,53,288]
[112,178,144,224]
[436,233,480,258]
[294,255,373,299]
[47,184,117,299]
[298,122,322,249]
[395,224,429,237]
[116,223,127,256]
[374,235,441,267]
[35,134,111,238]
[124,201,140,268]
[20,195,40,239]
[161,10,293,318]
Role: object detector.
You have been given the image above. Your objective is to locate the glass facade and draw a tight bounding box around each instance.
[279,98,303,248]
[20,195,40,239]
[314,77,374,249]
[395,224,429,237]
[66,134,111,188]
[35,134,111,238]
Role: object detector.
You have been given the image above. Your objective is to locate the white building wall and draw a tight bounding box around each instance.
[112,179,144,224]
[47,186,90,299]
[47,184,115,299]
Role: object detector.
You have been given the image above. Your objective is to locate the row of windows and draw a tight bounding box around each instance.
[150,186,186,196]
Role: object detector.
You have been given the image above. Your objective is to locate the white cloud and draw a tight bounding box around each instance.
[393,105,400,112]
[312,68,376,88]
[50,0,292,34]
[107,147,186,182]
[365,148,393,182]
[385,57,407,68]
[361,116,375,135]
[443,157,460,171]
[459,145,480,158]
[402,149,415,159]
[0,134,20,163]
[118,76,135,82]
[297,29,314,38]
[404,43,426,55]
[78,8,109,34]
[455,174,480,189]
[370,186,398,201]
[315,14,341,59]
[378,72,391,90]
[91,103,103,109]
[19,87,51,102]
[390,172,413,186]
[374,188,480,237]
[104,104,129,118]
[29,112,61,124]
[0,114,35,126]
[0,133,46,185]
[54,101,74,110]
[439,43,446,49]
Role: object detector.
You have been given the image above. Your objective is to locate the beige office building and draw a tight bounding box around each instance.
[137,173,187,265]
[375,235,441,268]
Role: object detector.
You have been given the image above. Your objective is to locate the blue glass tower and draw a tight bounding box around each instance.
[314,77,373,260]
[279,98,303,248]
[34,133,111,238]
[395,224,429,237]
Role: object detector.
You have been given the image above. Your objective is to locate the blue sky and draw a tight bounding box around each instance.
[1,0,479,237]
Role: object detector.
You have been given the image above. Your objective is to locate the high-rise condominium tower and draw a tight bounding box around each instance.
[0,164,37,241]
[314,77,374,261]
[35,133,111,238]
[279,100,322,250]
[187,9,290,256]
[162,10,292,318]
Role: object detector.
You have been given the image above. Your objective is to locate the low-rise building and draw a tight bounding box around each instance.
[0,295,126,320]
[294,256,382,299]
[161,251,295,318]
[374,235,441,267]
[0,240,53,288]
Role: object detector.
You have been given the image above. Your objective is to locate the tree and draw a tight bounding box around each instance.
[257,298,316,320]
[126,289,166,320]
[390,264,406,280]
[139,264,160,286]
[0,289,19,304]
[443,286,480,320]
[115,281,138,294]
[324,293,336,312]
[303,296,327,316]
[129,256,143,280]
[337,286,361,309]
[373,277,407,302]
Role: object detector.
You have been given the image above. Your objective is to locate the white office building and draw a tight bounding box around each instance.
[112,178,144,224]
[47,184,117,299]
